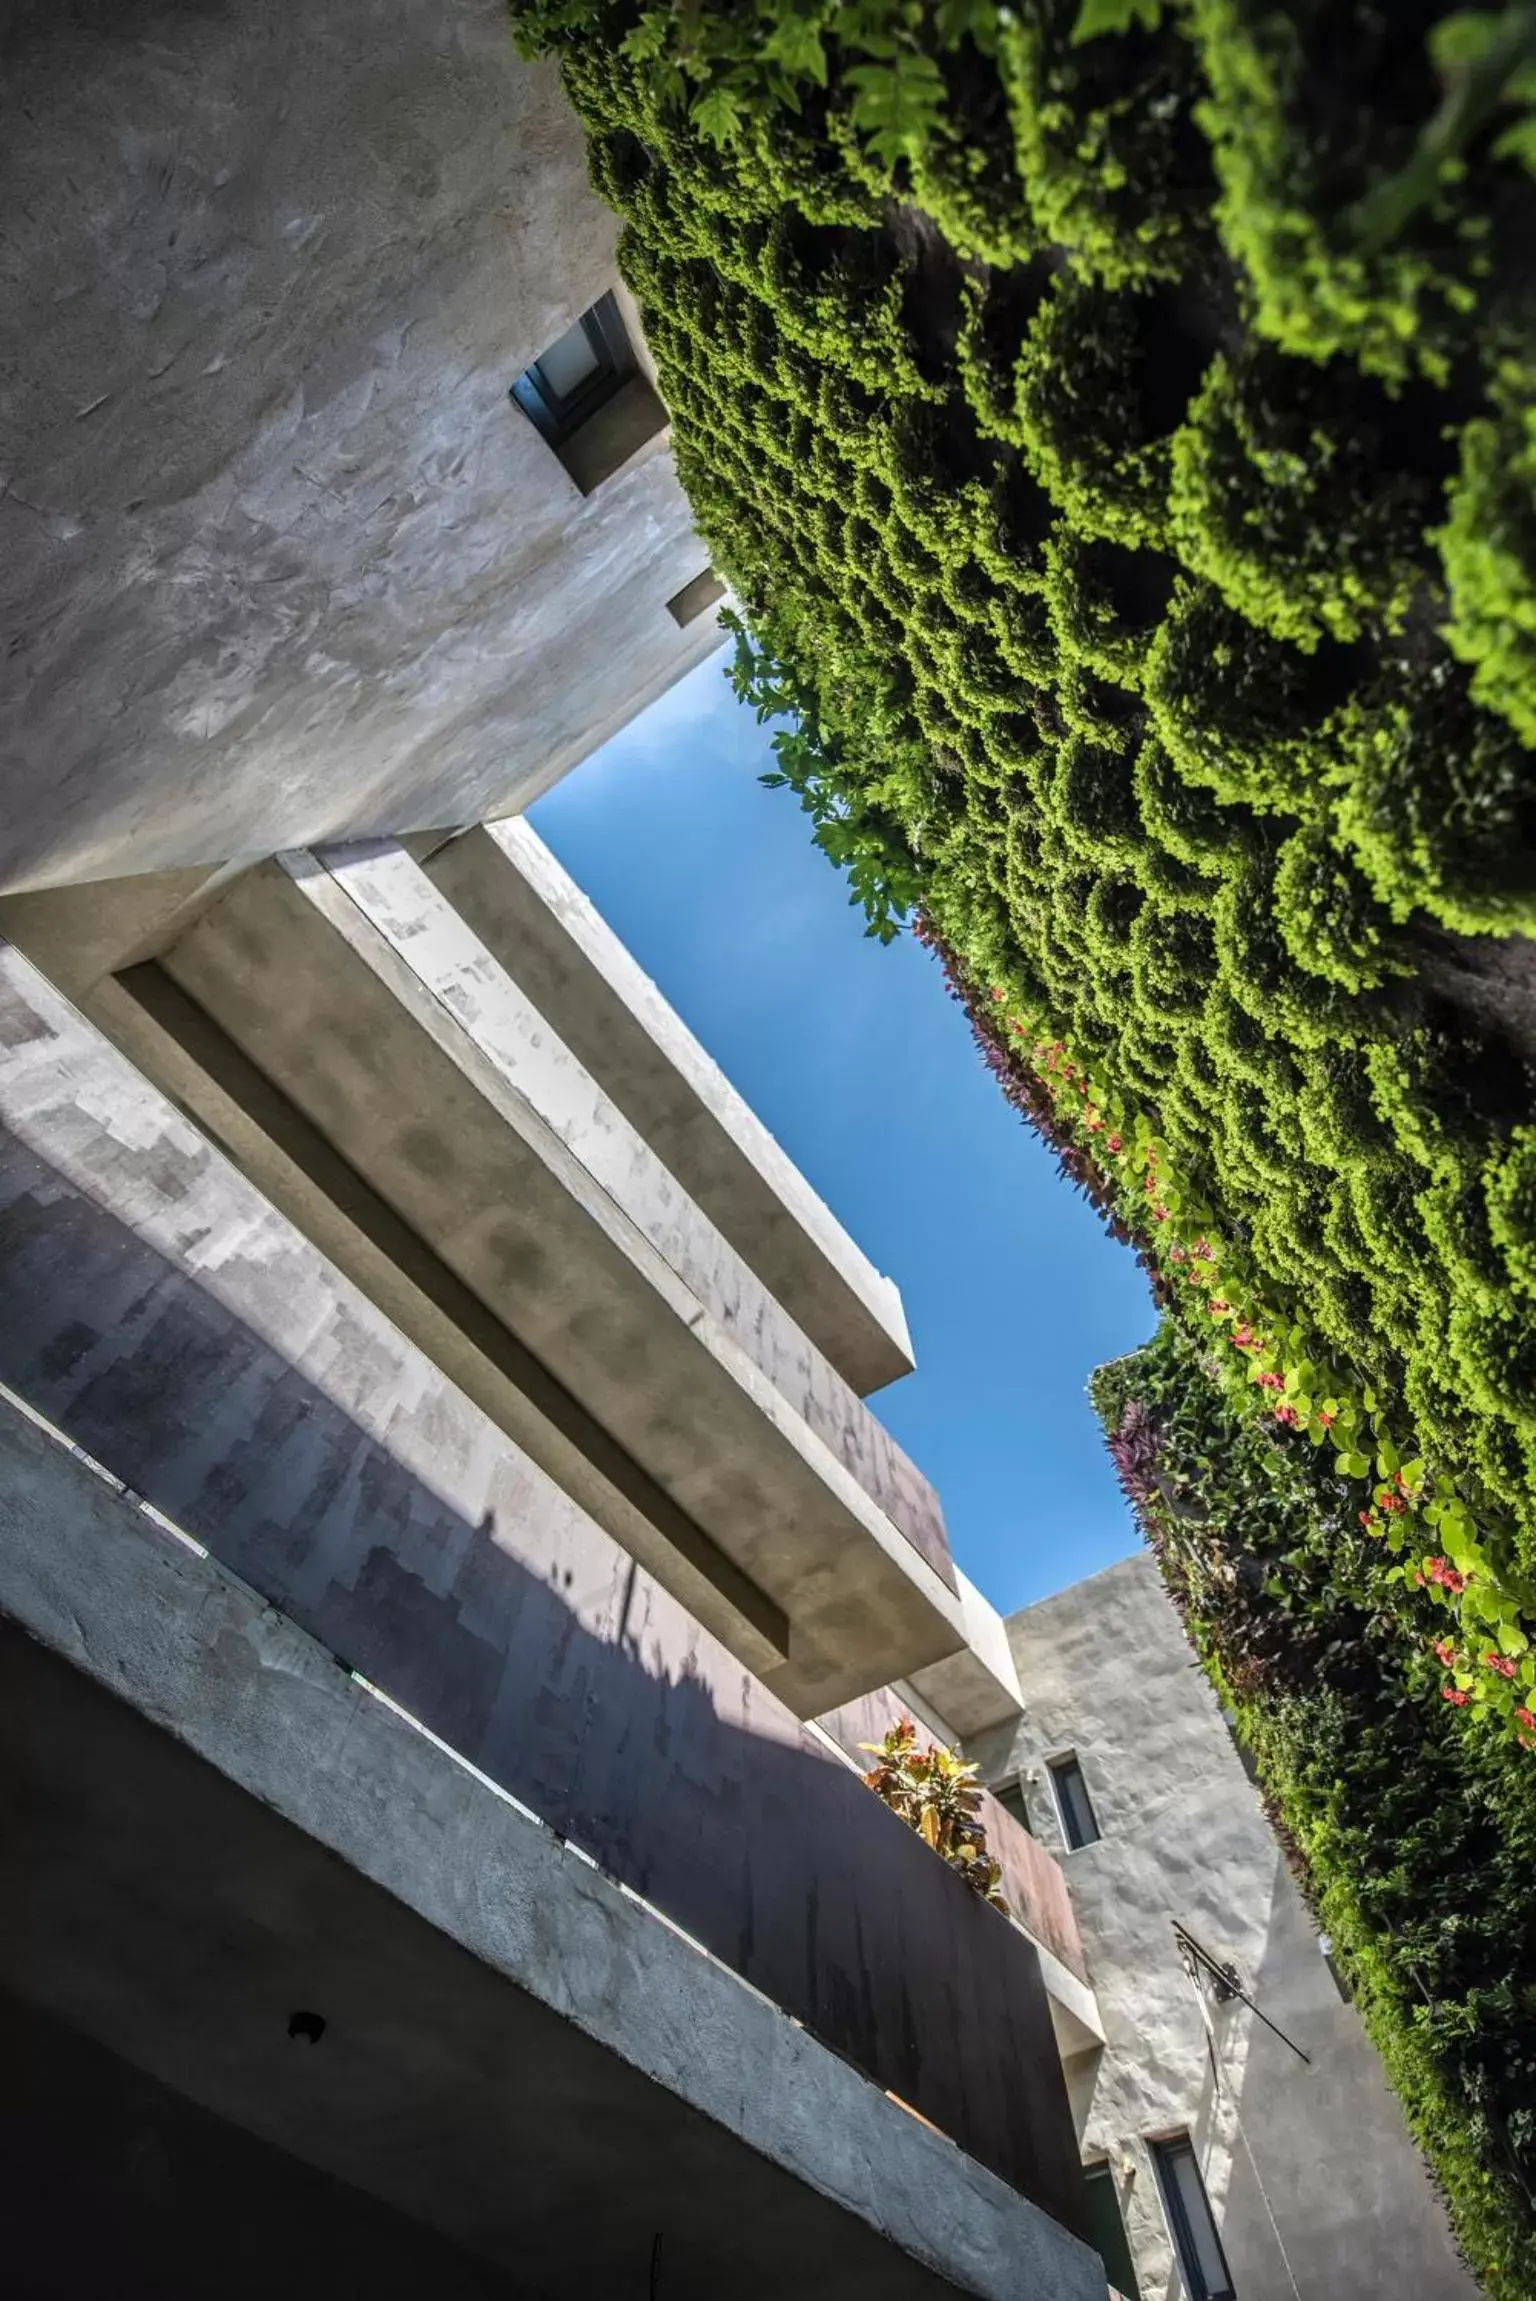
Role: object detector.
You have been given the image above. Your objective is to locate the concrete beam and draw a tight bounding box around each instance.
[0,1389,1105,2301]
[418,820,915,1395]
[907,1567,1028,1738]
[144,849,959,1712]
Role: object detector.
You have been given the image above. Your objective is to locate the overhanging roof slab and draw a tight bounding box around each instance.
[419,819,915,1395]
[155,847,962,1714]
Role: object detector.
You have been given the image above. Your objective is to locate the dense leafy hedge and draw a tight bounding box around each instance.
[508,0,1536,1737]
[1095,1319,1536,2294]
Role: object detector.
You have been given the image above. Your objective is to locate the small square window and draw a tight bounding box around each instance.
[1151,2136,1236,2301]
[666,568,728,628]
[1049,1753,1101,1850]
[991,1777,1033,1834]
[510,291,667,495]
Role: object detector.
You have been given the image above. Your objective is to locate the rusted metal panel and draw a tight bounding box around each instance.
[818,1685,1089,1983]
[0,958,1089,2240]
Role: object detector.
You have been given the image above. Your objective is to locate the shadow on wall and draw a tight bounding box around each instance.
[0,1101,1082,2232]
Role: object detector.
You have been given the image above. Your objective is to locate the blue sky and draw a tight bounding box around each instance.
[532,652,1155,1612]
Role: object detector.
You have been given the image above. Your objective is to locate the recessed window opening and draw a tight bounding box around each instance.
[1151,2135,1236,2301]
[1049,1752,1100,1849]
[666,568,728,628]
[510,290,667,496]
[1084,2160,1142,2301]
[991,1776,1033,1834]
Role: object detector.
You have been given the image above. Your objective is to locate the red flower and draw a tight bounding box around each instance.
[1317,1408,1336,1427]
[1258,1371,1284,1391]
[1424,1557,1468,1595]
[1517,1707,1536,1734]
[1361,1510,1378,1529]
[1433,1638,1458,1668]
[1486,1652,1519,1679]
[1273,1404,1300,1427]
[1209,1299,1231,1316]
[1106,1134,1122,1154]
[1442,1685,1471,1706]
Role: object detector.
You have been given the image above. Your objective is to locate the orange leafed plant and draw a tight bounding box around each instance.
[860,1717,1009,1913]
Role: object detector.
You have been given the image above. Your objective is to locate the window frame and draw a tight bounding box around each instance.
[1047,1751,1101,1850]
[510,291,637,448]
[1150,2134,1237,2301]
[1083,2158,1142,2301]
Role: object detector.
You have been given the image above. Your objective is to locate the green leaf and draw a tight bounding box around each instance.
[621,7,671,64]
[1071,0,1162,41]
[764,16,829,85]
[690,81,748,145]
[1339,1451,1372,1481]
[845,49,947,164]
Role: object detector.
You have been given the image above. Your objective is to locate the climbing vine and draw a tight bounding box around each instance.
[506,0,1536,1754]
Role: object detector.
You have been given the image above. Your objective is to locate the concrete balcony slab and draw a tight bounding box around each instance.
[0,1393,1106,2301]
[137,850,958,1712]
[417,819,914,1395]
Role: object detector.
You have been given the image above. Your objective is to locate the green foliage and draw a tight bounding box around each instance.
[1095,1323,1536,2292]
[860,1716,1010,1909]
[1441,361,1536,752]
[510,0,1536,1765]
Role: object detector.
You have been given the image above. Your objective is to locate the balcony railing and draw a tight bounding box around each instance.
[0,945,1089,2244]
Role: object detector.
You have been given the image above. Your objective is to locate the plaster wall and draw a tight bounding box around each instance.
[985,1553,1479,2301]
[0,0,720,894]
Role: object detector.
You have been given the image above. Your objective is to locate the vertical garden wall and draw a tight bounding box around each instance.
[508,2,1536,2276]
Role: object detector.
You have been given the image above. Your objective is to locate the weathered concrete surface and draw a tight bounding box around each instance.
[3,1993,525,2301]
[0,0,721,893]
[147,845,959,1710]
[908,1565,1028,1737]
[0,1398,1107,2300]
[0,951,1087,2220]
[986,1554,1481,2301]
[419,819,915,1396]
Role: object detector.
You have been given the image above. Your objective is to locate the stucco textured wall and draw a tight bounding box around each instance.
[987,1553,1481,2301]
[0,0,719,893]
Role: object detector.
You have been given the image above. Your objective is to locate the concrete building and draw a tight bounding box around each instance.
[966,1555,1481,2301]
[0,4,1472,2296]
[0,3,1113,2290]
[0,844,1111,2294]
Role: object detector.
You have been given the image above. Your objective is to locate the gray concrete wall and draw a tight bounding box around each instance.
[0,1389,1107,2301]
[420,818,915,1397]
[2,1992,525,2301]
[983,1553,1479,2301]
[0,0,721,893]
[0,944,1088,2230]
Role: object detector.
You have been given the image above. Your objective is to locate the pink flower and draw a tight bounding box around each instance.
[1486,1652,1518,1679]
[1442,1685,1471,1707]
[1273,1404,1300,1428]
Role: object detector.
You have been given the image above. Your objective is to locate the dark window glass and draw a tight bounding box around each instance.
[1152,2136,1236,2301]
[991,1777,1033,1834]
[1049,1754,1101,1849]
[666,568,727,628]
[510,291,636,446]
[1084,2162,1142,2300]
